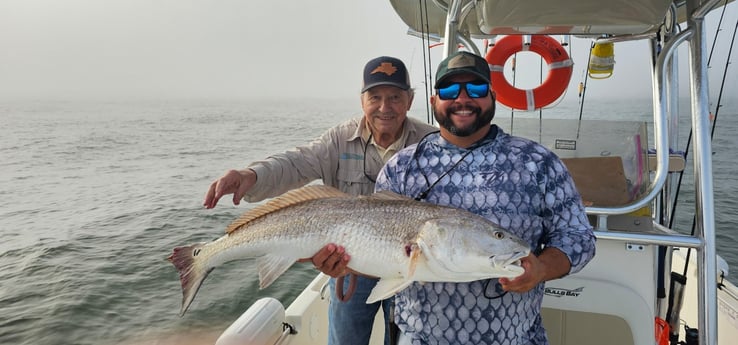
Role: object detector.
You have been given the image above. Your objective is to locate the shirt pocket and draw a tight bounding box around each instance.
[336,168,374,196]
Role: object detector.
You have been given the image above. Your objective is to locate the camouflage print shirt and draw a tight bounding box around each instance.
[375,125,596,345]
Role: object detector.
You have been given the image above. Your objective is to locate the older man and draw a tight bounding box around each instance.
[204,56,437,345]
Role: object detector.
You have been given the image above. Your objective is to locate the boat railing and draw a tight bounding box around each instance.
[585,28,691,226]
[593,223,703,248]
[587,2,721,344]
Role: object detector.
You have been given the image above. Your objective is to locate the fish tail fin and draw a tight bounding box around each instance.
[167,243,213,317]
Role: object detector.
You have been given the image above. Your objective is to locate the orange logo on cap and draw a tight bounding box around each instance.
[371,63,398,76]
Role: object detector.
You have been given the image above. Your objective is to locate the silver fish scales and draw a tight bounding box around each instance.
[168,185,530,316]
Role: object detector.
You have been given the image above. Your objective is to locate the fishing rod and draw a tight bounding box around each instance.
[666,2,735,304]
[666,18,736,343]
[683,1,736,254]
[538,50,543,142]
[418,0,434,125]
[575,41,594,140]
[658,5,734,343]
[510,53,517,132]
[668,0,733,232]
[707,7,736,141]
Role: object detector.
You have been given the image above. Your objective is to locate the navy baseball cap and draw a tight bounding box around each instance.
[361,56,411,92]
[435,51,491,86]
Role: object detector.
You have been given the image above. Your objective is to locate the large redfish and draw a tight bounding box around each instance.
[168,185,530,316]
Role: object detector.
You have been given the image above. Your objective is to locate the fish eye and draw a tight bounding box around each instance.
[494,231,504,239]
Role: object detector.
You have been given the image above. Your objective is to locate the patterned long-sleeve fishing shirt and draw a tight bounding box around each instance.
[375,125,596,345]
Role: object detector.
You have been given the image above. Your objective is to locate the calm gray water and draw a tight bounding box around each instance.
[1,99,736,345]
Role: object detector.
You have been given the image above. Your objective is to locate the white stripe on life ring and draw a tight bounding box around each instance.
[489,64,504,72]
[549,59,574,70]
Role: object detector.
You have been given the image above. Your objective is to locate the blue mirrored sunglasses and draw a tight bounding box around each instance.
[436,81,490,100]
[438,81,489,100]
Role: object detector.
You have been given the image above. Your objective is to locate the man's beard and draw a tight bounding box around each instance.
[433,103,495,137]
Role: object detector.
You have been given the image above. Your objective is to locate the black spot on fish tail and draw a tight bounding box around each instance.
[405,244,412,257]
[168,243,211,317]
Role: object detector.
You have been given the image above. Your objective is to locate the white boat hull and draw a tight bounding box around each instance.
[218,241,738,345]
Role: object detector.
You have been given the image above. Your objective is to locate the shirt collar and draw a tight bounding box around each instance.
[432,124,499,150]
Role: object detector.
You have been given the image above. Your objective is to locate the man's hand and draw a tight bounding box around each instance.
[499,248,571,293]
[301,244,351,278]
[498,254,545,293]
[203,169,257,209]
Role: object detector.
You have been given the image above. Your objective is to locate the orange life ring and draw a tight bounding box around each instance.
[485,35,573,111]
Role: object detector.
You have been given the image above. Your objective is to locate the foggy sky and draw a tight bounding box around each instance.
[1,1,735,103]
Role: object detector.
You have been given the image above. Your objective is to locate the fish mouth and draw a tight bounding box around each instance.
[490,251,529,270]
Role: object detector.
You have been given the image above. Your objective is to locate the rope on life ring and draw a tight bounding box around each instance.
[485,35,573,111]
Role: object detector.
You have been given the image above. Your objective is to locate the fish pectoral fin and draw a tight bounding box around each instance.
[408,244,421,277]
[366,278,414,304]
[257,254,296,289]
